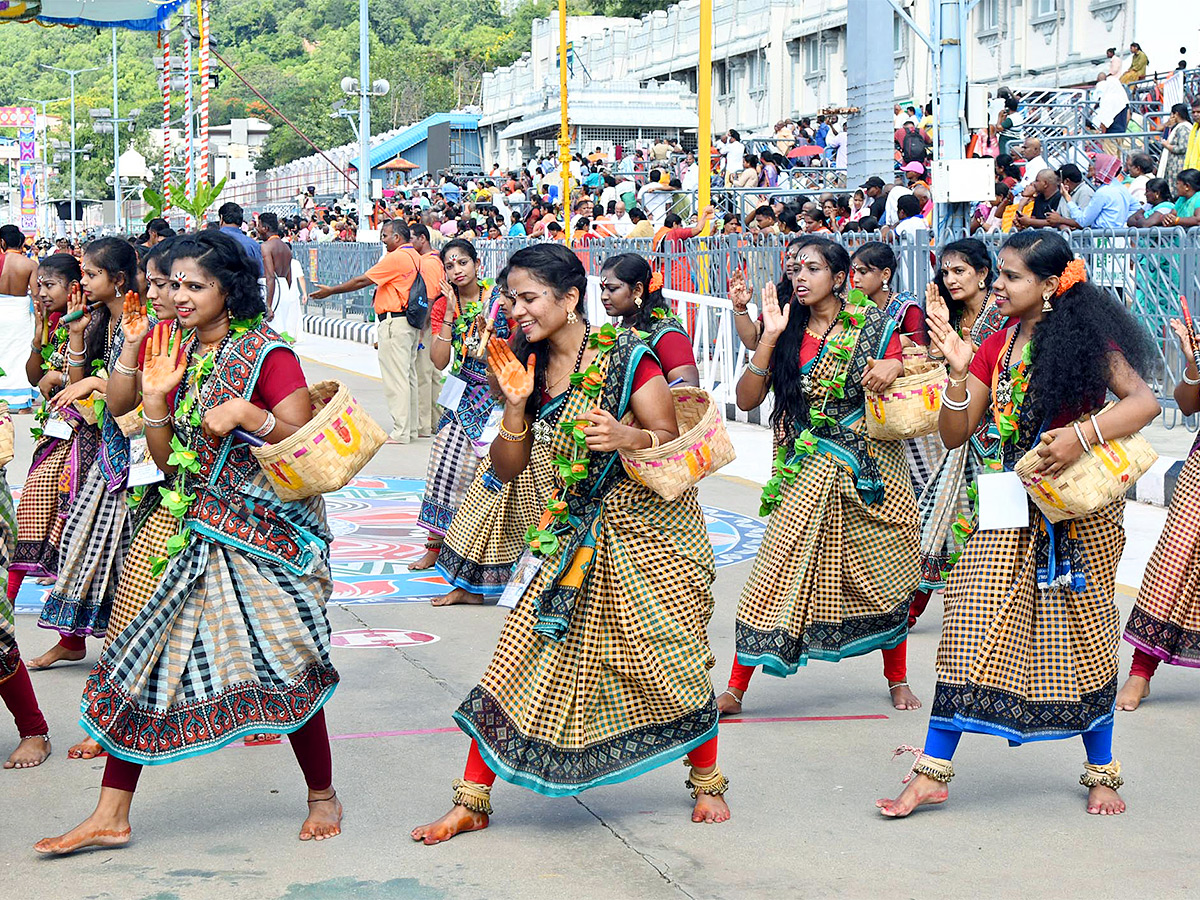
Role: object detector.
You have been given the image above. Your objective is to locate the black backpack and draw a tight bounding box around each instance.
[902,130,927,163]
[403,248,431,329]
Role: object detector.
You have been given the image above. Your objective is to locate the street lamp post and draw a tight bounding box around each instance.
[18,95,68,238]
[91,105,141,234]
[40,64,99,242]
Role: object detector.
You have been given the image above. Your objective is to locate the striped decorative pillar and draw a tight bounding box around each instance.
[197,0,210,186]
[162,22,171,209]
[183,11,193,210]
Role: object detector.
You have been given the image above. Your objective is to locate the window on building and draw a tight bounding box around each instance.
[714,60,728,96]
[805,37,822,75]
[1032,0,1057,18]
[979,0,999,30]
[893,15,906,55]
[749,50,767,90]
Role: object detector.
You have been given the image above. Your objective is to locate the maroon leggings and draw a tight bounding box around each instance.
[461,735,719,786]
[1129,648,1162,681]
[101,708,334,793]
[0,660,50,738]
[728,640,908,692]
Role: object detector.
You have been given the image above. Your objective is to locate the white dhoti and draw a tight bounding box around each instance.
[268,276,302,342]
[0,295,34,409]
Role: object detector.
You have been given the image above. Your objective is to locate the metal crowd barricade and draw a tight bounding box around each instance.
[307,227,1200,430]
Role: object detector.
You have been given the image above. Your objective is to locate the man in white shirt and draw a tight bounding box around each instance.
[682,155,701,192]
[637,172,672,223]
[1014,137,1047,195]
[718,130,745,184]
[1094,72,1129,132]
[884,182,914,228]
[613,200,633,237]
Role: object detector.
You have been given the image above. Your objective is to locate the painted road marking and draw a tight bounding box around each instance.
[331,628,440,648]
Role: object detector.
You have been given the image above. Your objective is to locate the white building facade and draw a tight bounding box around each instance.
[479,0,1145,165]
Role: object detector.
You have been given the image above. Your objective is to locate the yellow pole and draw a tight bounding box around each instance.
[697,0,712,235]
[558,0,572,244]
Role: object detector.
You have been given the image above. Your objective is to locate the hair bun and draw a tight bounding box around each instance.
[1055,258,1087,297]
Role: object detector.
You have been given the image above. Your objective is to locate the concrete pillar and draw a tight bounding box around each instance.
[846,2,894,187]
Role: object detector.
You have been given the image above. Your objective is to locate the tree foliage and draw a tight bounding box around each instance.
[0,0,678,192]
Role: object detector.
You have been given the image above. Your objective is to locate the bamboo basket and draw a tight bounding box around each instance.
[116,405,144,437]
[251,380,387,501]
[73,391,102,426]
[619,386,736,501]
[73,393,145,436]
[1015,406,1158,523]
[0,401,12,469]
[865,349,948,441]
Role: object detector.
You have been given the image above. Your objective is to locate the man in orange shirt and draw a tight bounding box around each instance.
[311,219,441,443]
[410,223,446,437]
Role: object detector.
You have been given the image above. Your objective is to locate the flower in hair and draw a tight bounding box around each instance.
[648,271,664,293]
[1055,258,1087,297]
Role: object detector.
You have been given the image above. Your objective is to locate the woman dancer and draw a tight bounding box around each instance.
[912,240,1010,624]
[410,239,509,570]
[9,253,90,603]
[412,244,726,844]
[29,238,136,669]
[599,253,700,387]
[36,230,341,854]
[1116,316,1200,710]
[721,237,921,715]
[67,239,183,760]
[878,231,1158,818]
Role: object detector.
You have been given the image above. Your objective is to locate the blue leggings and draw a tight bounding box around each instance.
[923,722,1113,766]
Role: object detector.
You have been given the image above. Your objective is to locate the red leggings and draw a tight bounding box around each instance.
[461,735,720,786]
[728,640,908,692]
[907,590,932,629]
[1130,648,1161,681]
[7,569,23,601]
[0,660,50,738]
[101,708,334,793]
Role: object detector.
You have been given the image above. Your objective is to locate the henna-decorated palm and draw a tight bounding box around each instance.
[925,285,974,374]
[729,269,752,312]
[487,337,535,406]
[760,281,790,340]
[141,323,187,399]
[121,290,151,347]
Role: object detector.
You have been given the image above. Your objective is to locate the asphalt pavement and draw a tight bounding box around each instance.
[6,345,1198,900]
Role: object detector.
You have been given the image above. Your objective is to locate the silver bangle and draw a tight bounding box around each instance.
[143,412,172,428]
[941,387,971,411]
[733,307,749,317]
[1090,413,1105,446]
[747,360,770,378]
[1072,421,1092,452]
[113,360,138,377]
[251,411,276,438]
[1184,369,1200,385]
[67,359,86,367]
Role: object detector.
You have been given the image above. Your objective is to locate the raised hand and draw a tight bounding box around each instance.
[728,269,752,312]
[65,283,88,336]
[925,283,974,375]
[1170,318,1198,358]
[32,293,46,345]
[121,290,150,348]
[141,323,188,400]
[472,314,495,359]
[487,337,535,407]
[760,281,790,341]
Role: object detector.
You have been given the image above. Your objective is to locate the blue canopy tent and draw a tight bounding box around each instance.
[0,1,187,30]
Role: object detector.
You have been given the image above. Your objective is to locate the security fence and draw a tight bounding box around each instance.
[301,227,1200,428]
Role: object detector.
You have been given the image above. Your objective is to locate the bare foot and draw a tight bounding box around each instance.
[67,737,105,760]
[876,772,949,818]
[692,793,731,823]
[36,576,55,586]
[5,735,51,769]
[28,643,86,670]
[716,689,743,717]
[1115,675,1150,711]
[1087,784,1126,815]
[34,811,131,855]
[889,681,922,710]
[431,588,484,607]
[299,790,343,841]
[244,733,282,745]
[410,805,489,845]
[408,548,441,571]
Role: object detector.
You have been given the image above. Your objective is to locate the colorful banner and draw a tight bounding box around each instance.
[17,120,38,234]
[0,106,34,128]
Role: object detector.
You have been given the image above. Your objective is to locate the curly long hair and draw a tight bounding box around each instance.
[769,237,851,432]
[1003,231,1158,426]
[507,243,590,415]
[599,253,668,330]
[166,230,267,320]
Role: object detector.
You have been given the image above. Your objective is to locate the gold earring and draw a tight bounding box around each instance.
[1042,294,1053,312]
[634,295,643,308]
[566,309,578,324]
[979,279,986,290]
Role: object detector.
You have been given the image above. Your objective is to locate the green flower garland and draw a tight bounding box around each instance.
[758,289,873,517]
[147,315,262,575]
[523,323,621,558]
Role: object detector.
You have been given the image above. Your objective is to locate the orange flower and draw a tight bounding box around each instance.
[547,499,568,515]
[1055,258,1087,297]
[648,271,664,293]
[570,461,587,475]
[582,370,603,390]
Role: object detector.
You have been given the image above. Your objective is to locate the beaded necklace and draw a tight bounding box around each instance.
[532,325,590,444]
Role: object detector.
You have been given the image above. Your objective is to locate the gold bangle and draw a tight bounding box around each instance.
[642,428,661,449]
[498,421,528,442]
